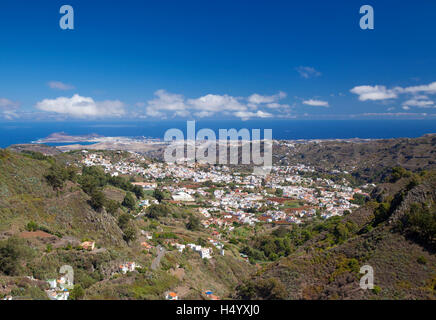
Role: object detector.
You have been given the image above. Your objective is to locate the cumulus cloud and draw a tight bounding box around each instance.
[48,81,75,90]
[143,90,285,120]
[0,98,20,120]
[350,85,398,101]
[188,94,247,113]
[296,66,321,79]
[233,110,273,121]
[303,99,329,107]
[36,94,125,118]
[247,92,286,104]
[145,90,188,118]
[401,82,436,94]
[402,98,434,108]
[350,82,436,110]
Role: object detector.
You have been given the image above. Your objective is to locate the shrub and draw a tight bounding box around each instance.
[123,226,137,243]
[186,215,201,231]
[417,255,427,265]
[90,190,106,210]
[69,284,85,300]
[372,285,381,294]
[45,163,70,190]
[0,238,34,276]
[122,192,136,210]
[389,167,411,183]
[25,221,39,232]
[236,278,287,300]
[105,199,120,215]
[398,202,436,248]
[146,204,170,219]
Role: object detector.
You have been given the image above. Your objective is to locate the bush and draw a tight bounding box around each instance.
[122,192,136,210]
[146,204,170,219]
[123,226,137,243]
[45,163,70,190]
[90,190,106,210]
[153,189,169,203]
[372,285,381,294]
[236,278,287,300]
[389,167,411,183]
[417,255,427,265]
[132,185,144,199]
[373,202,391,225]
[118,213,131,229]
[398,202,436,248]
[105,199,120,216]
[186,215,201,231]
[69,284,85,300]
[25,221,39,232]
[0,238,34,276]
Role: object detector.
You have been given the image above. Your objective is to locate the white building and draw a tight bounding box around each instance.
[172,191,195,202]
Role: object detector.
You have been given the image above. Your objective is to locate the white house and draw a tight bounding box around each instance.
[200,248,212,259]
[172,191,195,202]
[175,243,186,253]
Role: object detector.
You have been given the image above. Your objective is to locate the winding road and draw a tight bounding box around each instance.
[151,245,166,270]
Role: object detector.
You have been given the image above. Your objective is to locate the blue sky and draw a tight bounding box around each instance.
[1,0,436,121]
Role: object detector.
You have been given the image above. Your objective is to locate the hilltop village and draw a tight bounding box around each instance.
[81,148,369,226]
[0,142,373,301]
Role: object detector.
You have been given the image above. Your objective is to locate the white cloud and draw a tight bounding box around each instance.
[247,92,286,104]
[48,81,75,90]
[296,66,321,79]
[193,111,215,118]
[402,98,434,108]
[350,82,436,109]
[36,94,125,118]
[233,110,273,121]
[145,90,188,118]
[350,85,398,101]
[142,90,289,120]
[264,103,281,109]
[188,94,247,113]
[0,98,20,120]
[303,99,329,107]
[402,81,436,94]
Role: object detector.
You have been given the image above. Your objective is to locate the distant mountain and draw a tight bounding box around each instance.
[274,134,436,182]
[8,144,63,156]
[34,132,102,143]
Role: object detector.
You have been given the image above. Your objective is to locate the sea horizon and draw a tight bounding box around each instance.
[1,119,436,149]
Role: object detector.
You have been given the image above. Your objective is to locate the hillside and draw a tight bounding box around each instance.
[274,134,436,182]
[1,134,435,300]
[0,149,124,246]
[234,171,436,300]
[0,149,252,300]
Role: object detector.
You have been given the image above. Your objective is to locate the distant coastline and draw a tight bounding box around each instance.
[1,119,436,149]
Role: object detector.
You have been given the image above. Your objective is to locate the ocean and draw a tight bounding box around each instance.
[0,120,435,149]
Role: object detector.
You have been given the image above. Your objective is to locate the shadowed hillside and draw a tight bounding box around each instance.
[234,170,436,300]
